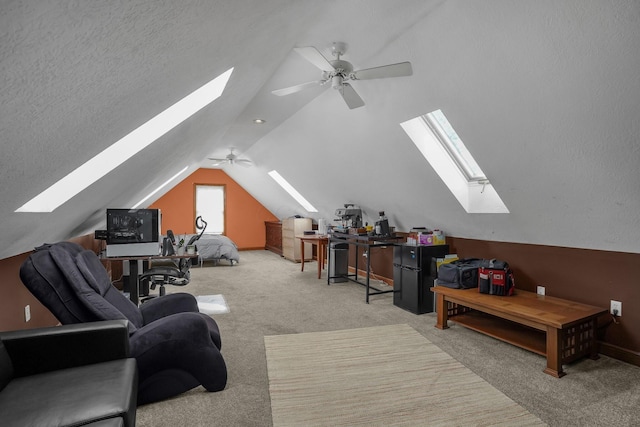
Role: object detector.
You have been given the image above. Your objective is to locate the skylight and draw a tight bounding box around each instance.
[400,109,509,213]
[16,68,234,213]
[427,109,486,182]
[131,165,190,209]
[268,170,318,213]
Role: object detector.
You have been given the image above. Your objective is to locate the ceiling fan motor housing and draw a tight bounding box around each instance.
[330,59,353,75]
[329,59,353,89]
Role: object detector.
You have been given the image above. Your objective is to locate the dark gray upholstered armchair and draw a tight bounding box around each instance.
[19,241,227,405]
[0,320,137,427]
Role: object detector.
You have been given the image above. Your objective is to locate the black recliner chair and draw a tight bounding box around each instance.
[0,320,137,427]
[19,241,227,405]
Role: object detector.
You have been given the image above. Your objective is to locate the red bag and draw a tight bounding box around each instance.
[478,260,515,296]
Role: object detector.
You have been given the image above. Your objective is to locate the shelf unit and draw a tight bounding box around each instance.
[282,217,312,262]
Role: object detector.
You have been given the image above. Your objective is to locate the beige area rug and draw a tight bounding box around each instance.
[265,324,546,427]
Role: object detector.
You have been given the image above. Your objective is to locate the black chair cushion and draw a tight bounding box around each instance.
[86,419,124,427]
[0,359,137,427]
[50,246,141,333]
[75,249,144,330]
[0,340,13,392]
[19,242,96,325]
[86,418,124,427]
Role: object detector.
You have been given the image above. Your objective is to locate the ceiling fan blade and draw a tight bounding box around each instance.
[235,159,253,167]
[339,83,365,109]
[352,61,413,80]
[207,157,227,166]
[294,46,335,71]
[272,80,323,96]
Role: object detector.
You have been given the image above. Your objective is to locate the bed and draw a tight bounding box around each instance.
[191,234,240,266]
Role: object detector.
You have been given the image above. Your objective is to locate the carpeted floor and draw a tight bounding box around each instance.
[136,250,640,426]
[265,324,545,426]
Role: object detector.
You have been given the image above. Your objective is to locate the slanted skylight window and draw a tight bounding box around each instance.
[268,170,318,213]
[400,109,509,213]
[16,68,234,213]
[427,109,486,182]
[132,165,190,209]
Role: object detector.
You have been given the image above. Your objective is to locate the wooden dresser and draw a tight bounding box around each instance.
[265,221,283,256]
[282,217,312,262]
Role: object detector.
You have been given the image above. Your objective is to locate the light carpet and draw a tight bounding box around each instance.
[265,324,546,427]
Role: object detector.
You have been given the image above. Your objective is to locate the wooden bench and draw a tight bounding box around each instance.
[430,286,607,377]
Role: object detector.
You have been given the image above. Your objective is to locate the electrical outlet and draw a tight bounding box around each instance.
[537,286,545,296]
[610,300,622,317]
[24,305,31,322]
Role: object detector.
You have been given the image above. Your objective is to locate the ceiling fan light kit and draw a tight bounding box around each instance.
[272,41,413,109]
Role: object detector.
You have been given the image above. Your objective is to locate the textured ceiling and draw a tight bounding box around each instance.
[1,0,639,259]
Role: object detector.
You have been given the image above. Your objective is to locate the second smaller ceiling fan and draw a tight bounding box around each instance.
[208,148,253,167]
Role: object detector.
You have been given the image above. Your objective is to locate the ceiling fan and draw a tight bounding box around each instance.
[208,148,252,167]
[272,42,413,109]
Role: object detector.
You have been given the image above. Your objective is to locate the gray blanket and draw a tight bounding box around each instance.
[191,234,239,264]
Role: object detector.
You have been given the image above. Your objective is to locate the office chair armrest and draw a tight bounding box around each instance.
[140,293,199,324]
[0,320,130,378]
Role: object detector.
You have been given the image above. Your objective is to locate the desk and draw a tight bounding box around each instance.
[296,235,329,279]
[431,286,607,377]
[327,232,403,303]
[103,253,196,305]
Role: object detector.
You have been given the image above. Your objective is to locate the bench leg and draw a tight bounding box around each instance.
[588,318,600,360]
[435,293,449,330]
[543,326,566,378]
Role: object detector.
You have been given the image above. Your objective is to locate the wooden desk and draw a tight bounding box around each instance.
[431,286,607,377]
[297,235,328,279]
[103,253,197,305]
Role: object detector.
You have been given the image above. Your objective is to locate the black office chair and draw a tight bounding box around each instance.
[140,217,207,298]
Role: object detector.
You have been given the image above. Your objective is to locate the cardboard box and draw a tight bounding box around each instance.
[433,234,446,245]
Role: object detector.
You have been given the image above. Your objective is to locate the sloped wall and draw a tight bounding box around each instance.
[149,168,278,250]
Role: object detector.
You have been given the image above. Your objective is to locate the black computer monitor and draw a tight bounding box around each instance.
[106,209,160,245]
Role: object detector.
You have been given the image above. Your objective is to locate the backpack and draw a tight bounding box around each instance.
[478,259,515,296]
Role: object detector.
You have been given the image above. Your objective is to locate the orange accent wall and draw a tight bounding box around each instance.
[149,169,278,250]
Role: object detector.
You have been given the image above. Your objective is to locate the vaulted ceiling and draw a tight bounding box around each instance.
[2,0,639,260]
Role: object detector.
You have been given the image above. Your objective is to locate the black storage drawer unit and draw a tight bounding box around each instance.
[393,244,449,314]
